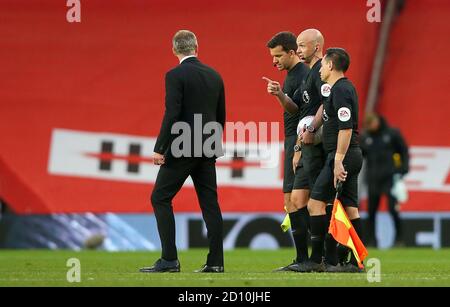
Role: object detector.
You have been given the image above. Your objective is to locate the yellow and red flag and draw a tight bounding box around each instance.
[328,197,368,268]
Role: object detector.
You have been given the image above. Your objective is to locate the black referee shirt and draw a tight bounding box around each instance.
[322,77,359,153]
[282,62,309,136]
[293,59,329,121]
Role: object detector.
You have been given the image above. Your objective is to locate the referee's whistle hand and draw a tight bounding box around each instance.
[153,152,165,165]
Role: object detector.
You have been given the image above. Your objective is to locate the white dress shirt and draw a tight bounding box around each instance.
[179,55,197,64]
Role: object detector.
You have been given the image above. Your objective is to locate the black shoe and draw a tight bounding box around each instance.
[195,264,224,273]
[340,262,366,273]
[286,260,314,273]
[295,260,325,273]
[323,262,342,273]
[273,260,299,272]
[139,258,180,273]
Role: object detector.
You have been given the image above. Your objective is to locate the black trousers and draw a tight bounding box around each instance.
[150,156,223,266]
[367,176,402,246]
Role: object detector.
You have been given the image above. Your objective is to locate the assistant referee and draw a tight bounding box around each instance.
[298,48,364,273]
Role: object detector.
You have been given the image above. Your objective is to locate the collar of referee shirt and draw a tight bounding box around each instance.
[179,55,197,64]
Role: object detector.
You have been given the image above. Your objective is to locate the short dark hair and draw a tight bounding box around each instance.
[324,48,350,73]
[266,31,297,53]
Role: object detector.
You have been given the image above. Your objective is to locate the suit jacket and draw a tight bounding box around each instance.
[154,57,226,158]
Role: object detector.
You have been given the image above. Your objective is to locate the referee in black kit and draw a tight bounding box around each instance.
[287,29,329,271]
[298,48,364,273]
[263,32,309,271]
[140,30,226,273]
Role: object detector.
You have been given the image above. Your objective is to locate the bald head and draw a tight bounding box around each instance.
[296,29,324,65]
[298,29,324,48]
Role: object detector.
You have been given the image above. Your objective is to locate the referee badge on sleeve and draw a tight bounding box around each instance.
[338,107,351,122]
[321,84,331,97]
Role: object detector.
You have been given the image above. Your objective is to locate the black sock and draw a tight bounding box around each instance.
[337,244,350,264]
[349,218,364,266]
[325,204,332,220]
[325,205,338,265]
[305,208,311,232]
[310,215,327,264]
[289,208,309,263]
[300,206,310,241]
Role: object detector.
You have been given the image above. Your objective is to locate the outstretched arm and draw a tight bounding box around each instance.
[263,77,299,114]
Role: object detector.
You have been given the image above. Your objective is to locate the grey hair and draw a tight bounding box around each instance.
[172,30,198,56]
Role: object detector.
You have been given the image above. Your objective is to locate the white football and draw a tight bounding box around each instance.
[296,115,323,145]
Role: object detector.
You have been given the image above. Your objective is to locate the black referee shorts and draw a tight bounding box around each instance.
[293,161,309,190]
[310,147,363,207]
[293,143,325,190]
[283,135,297,193]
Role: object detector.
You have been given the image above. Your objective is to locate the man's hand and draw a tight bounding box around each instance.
[333,159,347,188]
[293,151,301,174]
[153,152,165,165]
[262,77,283,97]
[301,130,315,145]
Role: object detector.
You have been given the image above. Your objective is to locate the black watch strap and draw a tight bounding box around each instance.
[306,125,316,133]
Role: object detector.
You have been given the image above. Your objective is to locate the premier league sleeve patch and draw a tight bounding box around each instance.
[338,107,351,122]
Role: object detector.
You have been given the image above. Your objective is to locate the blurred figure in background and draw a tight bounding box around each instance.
[361,113,409,247]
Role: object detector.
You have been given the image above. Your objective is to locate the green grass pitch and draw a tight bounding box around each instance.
[0,248,449,287]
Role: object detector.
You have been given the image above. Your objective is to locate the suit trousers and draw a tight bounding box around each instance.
[150,156,223,266]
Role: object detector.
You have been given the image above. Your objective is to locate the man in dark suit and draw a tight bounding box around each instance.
[140,30,226,273]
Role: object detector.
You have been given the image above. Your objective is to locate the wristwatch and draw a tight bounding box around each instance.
[294,144,301,152]
[306,125,316,133]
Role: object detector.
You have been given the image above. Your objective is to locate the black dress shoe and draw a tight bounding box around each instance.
[195,264,224,273]
[139,258,180,273]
